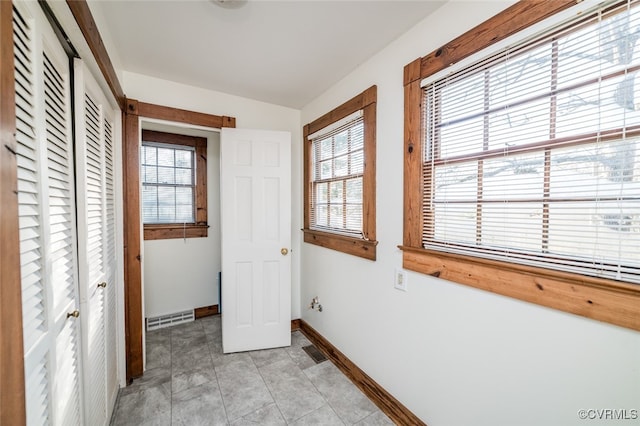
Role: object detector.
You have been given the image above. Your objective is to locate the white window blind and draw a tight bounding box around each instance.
[141,143,196,224]
[423,0,640,284]
[310,113,365,236]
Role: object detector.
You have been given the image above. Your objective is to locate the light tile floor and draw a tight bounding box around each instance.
[110,315,394,425]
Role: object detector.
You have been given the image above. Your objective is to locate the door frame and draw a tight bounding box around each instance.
[122,99,235,381]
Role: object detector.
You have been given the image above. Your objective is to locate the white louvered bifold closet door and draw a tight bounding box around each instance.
[14,2,83,425]
[74,58,119,426]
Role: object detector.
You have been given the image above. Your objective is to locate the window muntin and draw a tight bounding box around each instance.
[310,116,364,235]
[423,1,640,283]
[142,143,196,224]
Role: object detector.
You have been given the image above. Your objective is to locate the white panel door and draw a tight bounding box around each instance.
[14,2,83,424]
[220,128,291,353]
[74,59,118,426]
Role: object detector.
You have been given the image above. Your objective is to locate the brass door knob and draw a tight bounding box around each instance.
[98,282,107,288]
[281,248,289,256]
[67,310,80,319]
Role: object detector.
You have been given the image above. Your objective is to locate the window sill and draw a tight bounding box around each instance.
[144,223,208,241]
[399,245,640,332]
[303,229,377,260]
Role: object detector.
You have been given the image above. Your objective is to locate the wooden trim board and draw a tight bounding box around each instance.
[194,305,219,319]
[299,320,426,426]
[123,105,143,381]
[66,0,125,110]
[290,319,301,331]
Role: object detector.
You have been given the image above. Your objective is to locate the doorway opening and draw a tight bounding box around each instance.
[122,99,235,381]
[139,120,221,347]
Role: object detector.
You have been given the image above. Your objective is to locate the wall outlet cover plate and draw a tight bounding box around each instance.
[394,268,408,291]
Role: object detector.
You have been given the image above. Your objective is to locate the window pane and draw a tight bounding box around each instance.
[176,204,194,222]
[175,187,193,205]
[346,178,362,203]
[488,97,550,149]
[142,186,158,223]
[334,155,348,177]
[320,160,332,180]
[350,149,364,175]
[440,72,484,124]
[483,153,545,200]
[320,138,332,160]
[316,204,328,227]
[432,203,477,244]
[158,186,175,206]
[439,116,484,158]
[548,201,640,266]
[175,149,192,168]
[329,205,343,228]
[335,131,348,156]
[556,77,640,137]
[549,140,639,198]
[481,203,544,252]
[158,206,175,222]
[345,205,362,231]
[433,162,478,202]
[329,181,343,203]
[143,165,157,184]
[143,146,157,165]
[316,182,328,203]
[157,166,175,184]
[157,147,174,167]
[175,168,192,185]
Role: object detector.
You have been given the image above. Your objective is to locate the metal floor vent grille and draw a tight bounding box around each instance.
[302,344,327,364]
[146,310,195,331]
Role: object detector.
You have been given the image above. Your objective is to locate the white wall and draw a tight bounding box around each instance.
[142,126,221,318]
[123,72,303,319]
[299,2,640,426]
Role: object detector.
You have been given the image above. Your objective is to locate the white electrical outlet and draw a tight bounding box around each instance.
[394,268,408,291]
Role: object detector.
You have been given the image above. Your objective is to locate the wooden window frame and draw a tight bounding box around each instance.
[402,0,640,332]
[141,130,208,240]
[303,85,378,260]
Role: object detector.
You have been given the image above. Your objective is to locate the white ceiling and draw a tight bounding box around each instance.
[90,0,445,109]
